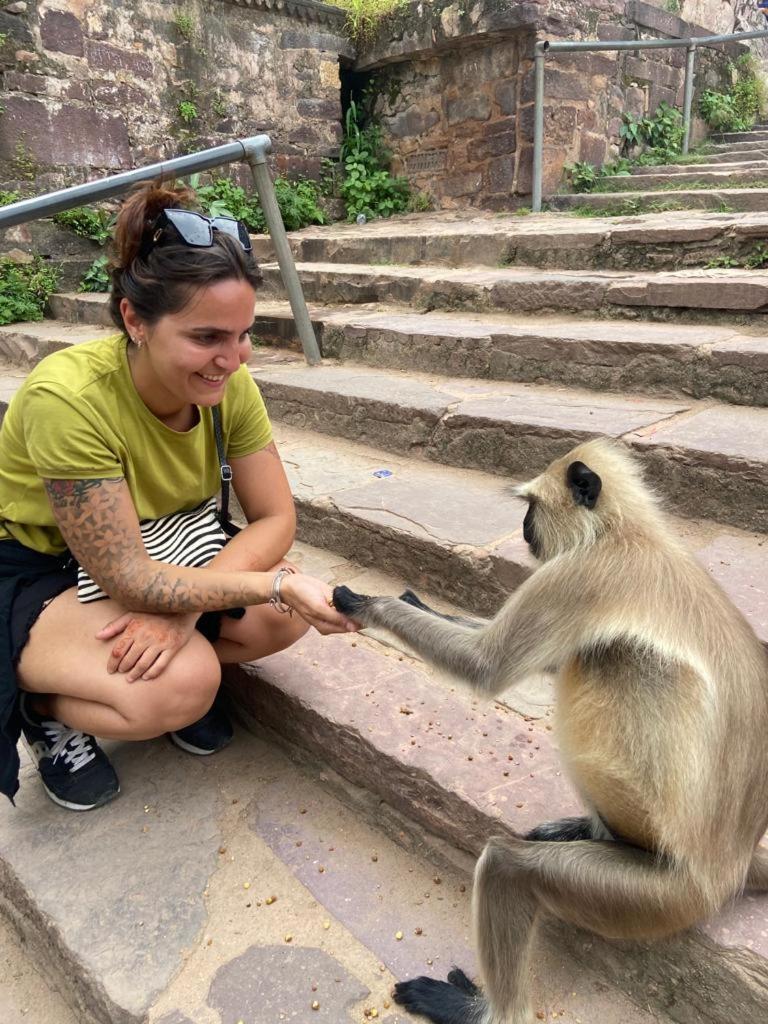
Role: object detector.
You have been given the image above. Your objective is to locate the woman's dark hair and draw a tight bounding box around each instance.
[108,180,263,334]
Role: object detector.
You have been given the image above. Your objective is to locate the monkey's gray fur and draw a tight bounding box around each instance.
[333,438,768,1024]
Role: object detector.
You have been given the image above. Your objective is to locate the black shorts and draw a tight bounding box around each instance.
[9,563,77,665]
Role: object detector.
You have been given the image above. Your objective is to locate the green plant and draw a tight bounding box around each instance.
[194,174,327,233]
[664,0,681,12]
[699,55,768,133]
[79,254,111,293]
[704,254,741,269]
[177,100,198,124]
[0,190,20,207]
[328,0,408,43]
[565,161,599,193]
[0,256,60,325]
[514,206,532,216]
[744,243,768,269]
[53,206,113,245]
[406,191,432,213]
[0,32,8,48]
[11,140,38,181]
[619,103,683,163]
[339,100,410,220]
[173,11,195,40]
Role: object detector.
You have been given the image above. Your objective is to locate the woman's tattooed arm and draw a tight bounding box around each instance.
[44,477,271,613]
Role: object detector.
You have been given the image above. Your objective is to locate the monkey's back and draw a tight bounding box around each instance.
[554,533,768,901]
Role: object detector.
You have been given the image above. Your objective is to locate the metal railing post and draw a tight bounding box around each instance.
[532,43,547,213]
[682,42,697,154]
[244,142,322,367]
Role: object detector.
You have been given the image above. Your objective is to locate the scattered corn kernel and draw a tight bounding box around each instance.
[395,931,403,940]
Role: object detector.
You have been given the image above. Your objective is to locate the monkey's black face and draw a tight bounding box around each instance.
[523,501,542,559]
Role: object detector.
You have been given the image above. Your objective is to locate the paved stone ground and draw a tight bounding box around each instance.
[0,713,661,1024]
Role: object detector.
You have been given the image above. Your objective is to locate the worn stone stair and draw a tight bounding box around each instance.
[3,192,768,1024]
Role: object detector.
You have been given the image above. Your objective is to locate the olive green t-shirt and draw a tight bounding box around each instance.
[0,334,273,555]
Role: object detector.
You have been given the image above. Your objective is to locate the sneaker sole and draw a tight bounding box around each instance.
[168,732,233,756]
[22,737,120,812]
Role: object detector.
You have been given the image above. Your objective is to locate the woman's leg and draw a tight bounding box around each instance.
[17,587,222,740]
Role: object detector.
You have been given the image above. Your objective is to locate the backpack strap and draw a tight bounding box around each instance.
[211,405,235,533]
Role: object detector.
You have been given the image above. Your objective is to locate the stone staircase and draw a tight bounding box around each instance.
[3,138,768,1021]
[550,123,768,213]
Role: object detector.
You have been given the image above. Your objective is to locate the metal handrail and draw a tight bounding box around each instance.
[532,27,768,212]
[0,134,321,364]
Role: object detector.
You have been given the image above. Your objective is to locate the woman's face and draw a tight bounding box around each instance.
[125,278,257,415]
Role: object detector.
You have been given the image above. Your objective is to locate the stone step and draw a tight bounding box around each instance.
[260,261,768,319]
[254,359,768,535]
[597,168,768,191]
[629,159,768,175]
[691,148,768,163]
[249,208,768,272]
[711,129,768,143]
[251,301,768,408]
[708,140,768,155]
[0,542,715,1024]
[271,419,768,635]
[548,187,768,214]
[0,320,116,368]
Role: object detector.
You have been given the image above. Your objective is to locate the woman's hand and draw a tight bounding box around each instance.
[279,574,359,635]
[96,611,200,683]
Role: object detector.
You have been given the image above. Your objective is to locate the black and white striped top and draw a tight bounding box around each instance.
[77,497,227,603]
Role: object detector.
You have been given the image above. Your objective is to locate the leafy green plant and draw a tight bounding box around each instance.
[339,100,410,220]
[328,0,408,43]
[177,100,198,124]
[53,206,113,245]
[11,141,38,182]
[699,55,767,132]
[79,255,111,293]
[619,103,683,163]
[744,243,768,269]
[565,161,599,193]
[0,256,60,325]
[0,189,20,207]
[704,254,741,269]
[406,191,432,213]
[194,174,327,233]
[173,11,195,40]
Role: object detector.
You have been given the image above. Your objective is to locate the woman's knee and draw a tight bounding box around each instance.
[126,637,222,734]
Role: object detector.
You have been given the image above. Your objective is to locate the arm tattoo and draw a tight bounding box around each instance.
[44,477,254,613]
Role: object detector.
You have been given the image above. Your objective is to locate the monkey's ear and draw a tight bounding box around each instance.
[566,461,602,509]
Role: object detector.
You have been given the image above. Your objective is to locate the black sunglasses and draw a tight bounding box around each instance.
[140,208,252,259]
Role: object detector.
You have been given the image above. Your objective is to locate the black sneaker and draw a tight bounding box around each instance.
[19,693,120,811]
[169,701,233,756]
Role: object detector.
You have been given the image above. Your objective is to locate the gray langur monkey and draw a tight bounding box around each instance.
[332,438,768,1024]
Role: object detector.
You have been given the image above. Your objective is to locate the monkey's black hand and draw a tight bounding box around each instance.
[332,585,370,617]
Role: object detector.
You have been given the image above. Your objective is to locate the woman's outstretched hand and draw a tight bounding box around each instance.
[96,611,200,682]
[280,574,359,635]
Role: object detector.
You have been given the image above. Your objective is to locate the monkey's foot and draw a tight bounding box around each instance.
[332,585,370,617]
[393,967,482,1023]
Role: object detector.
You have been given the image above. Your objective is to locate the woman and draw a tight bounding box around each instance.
[0,182,355,811]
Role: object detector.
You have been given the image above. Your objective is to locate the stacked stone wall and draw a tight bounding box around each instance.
[0,0,352,193]
[358,0,743,207]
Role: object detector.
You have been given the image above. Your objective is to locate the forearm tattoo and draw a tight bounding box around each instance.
[44,477,254,613]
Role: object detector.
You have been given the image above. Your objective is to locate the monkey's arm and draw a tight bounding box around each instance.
[334,567,586,698]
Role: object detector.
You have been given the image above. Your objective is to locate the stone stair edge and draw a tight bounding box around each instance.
[223,631,768,1024]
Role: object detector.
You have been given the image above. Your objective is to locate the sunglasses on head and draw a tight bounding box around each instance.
[140,208,252,259]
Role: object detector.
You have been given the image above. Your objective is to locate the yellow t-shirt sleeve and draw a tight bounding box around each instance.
[24,385,124,479]
[225,367,273,459]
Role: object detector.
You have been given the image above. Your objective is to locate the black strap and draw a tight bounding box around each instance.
[211,406,236,533]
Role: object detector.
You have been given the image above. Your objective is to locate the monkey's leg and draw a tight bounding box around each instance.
[746,845,768,891]
[469,834,712,1024]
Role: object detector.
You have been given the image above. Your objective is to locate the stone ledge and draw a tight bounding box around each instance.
[224,0,349,31]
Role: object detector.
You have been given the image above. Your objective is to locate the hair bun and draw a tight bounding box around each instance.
[112,179,198,271]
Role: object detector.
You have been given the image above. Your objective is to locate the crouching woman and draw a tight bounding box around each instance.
[0,181,355,811]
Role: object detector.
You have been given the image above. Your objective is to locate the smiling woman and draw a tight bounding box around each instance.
[0,181,357,813]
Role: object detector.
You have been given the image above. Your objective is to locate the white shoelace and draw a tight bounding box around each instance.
[42,721,97,773]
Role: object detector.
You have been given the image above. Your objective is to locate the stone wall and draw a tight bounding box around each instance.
[357,0,744,207]
[0,0,352,193]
